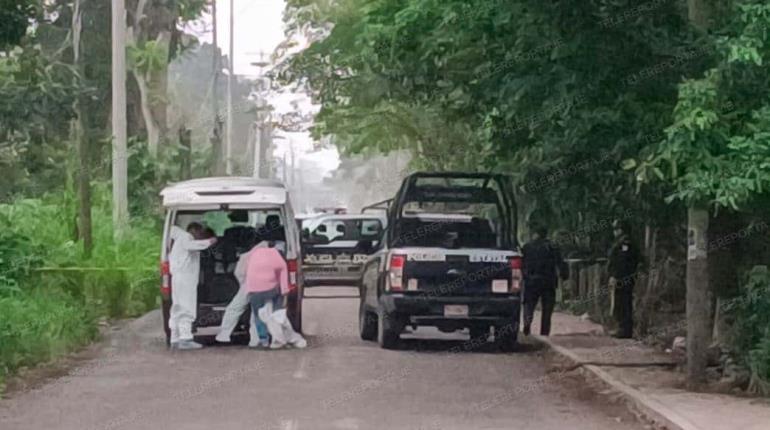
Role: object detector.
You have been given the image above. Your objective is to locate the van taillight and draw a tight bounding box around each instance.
[388,254,406,291]
[509,256,523,293]
[161,261,171,296]
[287,259,298,290]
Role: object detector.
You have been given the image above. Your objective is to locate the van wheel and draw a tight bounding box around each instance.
[161,298,172,346]
[287,290,302,333]
[359,299,377,341]
[377,309,402,350]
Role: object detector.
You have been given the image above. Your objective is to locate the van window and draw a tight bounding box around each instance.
[173,209,286,245]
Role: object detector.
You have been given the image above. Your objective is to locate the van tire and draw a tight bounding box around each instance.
[377,309,402,350]
[359,299,377,341]
[161,298,172,346]
[287,290,302,333]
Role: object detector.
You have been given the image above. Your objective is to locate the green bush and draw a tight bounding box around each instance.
[0,211,44,293]
[724,266,770,395]
[0,290,99,388]
[0,191,161,391]
[0,192,160,317]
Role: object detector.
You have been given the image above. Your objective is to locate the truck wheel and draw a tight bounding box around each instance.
[494,323,518,352]
[469,326,489,343]
[377,309,402,350]
[359,299,377,341]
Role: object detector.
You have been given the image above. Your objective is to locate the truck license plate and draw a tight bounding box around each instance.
[444,305,469,318]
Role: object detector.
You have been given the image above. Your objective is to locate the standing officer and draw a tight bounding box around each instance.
[607,220,640,339]
[522,223,568,336]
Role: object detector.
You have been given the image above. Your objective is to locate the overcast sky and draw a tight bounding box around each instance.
[195,0,287,76]
[189,0,340,178]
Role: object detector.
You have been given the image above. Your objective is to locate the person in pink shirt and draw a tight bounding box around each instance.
[244,245,290,347]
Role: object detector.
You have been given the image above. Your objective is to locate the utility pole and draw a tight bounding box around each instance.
[251,51,272,179]
[111,0,128,238]
[226,0,234,175]
[210,0,223,175]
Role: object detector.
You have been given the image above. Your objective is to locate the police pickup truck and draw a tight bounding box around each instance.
[301,214,385,287]
[358,172,522,350]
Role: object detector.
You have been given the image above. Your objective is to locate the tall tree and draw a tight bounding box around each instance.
[685,0,715,389]
[70,0,93,255]
[634,0,770,386]
[126,0,207,158]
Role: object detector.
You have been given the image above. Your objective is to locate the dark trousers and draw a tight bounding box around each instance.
[523,278,556,336]
[614,285,634,337]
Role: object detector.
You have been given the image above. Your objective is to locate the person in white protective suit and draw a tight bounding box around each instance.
[168,223,217,350]
[258,299,307,349]
[215,240,276,348]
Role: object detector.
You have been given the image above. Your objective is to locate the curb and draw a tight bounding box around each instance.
[531,334,702,430]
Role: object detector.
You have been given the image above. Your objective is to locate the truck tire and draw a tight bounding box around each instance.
[469,326,489,343]
[359,299,377,341]
[494,322,518,352]
[377,309,402,350]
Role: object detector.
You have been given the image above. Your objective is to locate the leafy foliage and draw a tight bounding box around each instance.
[724,266,770,395]
[637,1,770,210]
[0,212,43,293]
[0,0,38,50]
[0,45,81,199]
[281,0,701,239]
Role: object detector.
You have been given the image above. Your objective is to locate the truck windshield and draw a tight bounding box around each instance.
[306,218,383,245]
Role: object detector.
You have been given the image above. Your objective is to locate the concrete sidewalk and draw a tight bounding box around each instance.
[529,312,770,430]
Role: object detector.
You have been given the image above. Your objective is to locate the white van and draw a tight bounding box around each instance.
[159,177,303,343]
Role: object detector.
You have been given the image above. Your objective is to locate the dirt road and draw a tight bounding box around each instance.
[0,287,643,430]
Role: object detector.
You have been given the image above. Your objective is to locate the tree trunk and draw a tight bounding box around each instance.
[688,0,715,31]
[149,31,171,157]
[72,0,93,257]
[76,117,93,257]
[179,126,191,179]
[132,69,160,156]
[638,227,659,336]
[685,0,718,390]
[686,206,711,387]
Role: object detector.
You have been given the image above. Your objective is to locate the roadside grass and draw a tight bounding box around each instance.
[0,193,160,392]
[0,290,99,390]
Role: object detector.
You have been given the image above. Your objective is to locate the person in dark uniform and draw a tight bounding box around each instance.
[607,220,640,339]
[522,223,568,336]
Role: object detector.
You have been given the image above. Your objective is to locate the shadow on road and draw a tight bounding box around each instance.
[390,337,546,354]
